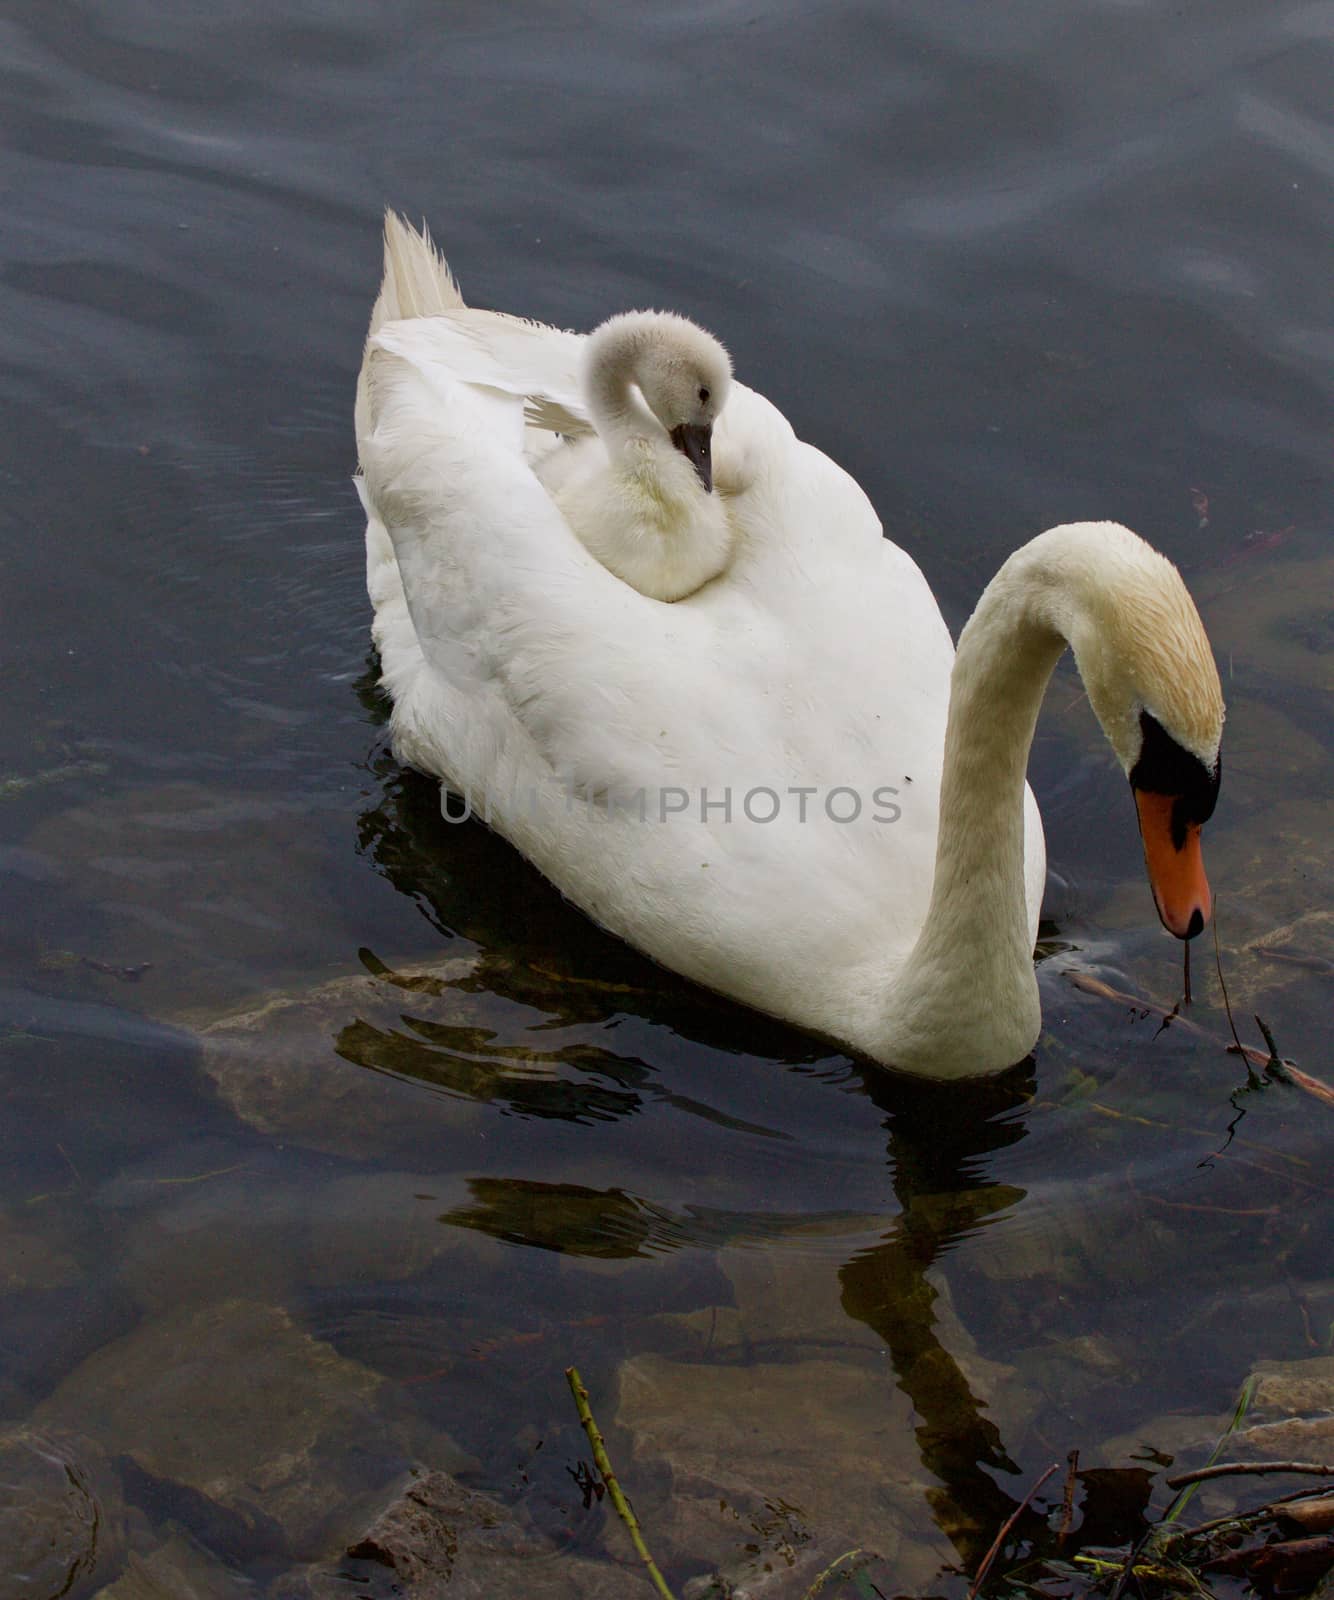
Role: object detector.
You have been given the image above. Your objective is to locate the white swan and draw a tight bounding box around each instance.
[534,310,735,600]
[354,214,1224,1079]
[356,216,734,601]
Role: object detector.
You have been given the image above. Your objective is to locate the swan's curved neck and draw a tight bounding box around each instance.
[878,554,1068,1078]
[585,323,661,461]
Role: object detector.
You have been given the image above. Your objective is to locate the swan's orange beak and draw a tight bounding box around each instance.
[1133,788,1211,940]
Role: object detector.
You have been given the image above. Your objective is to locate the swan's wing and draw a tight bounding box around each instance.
[374,310,594,438]
[360,344,714,795]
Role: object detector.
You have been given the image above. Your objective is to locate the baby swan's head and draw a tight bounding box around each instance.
[585,311,732,492]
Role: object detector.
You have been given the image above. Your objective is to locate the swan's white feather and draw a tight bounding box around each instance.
[360,315,1048,1058]
[375,310,593,436]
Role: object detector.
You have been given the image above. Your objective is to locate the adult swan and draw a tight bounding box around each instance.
[354,214,1223,1079]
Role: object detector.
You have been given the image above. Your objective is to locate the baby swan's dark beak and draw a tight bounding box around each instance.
[670,423,713,492]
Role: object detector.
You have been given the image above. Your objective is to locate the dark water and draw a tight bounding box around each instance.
[1,1,1330,1592]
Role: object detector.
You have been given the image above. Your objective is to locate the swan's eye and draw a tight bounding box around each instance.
[698,387,710,403]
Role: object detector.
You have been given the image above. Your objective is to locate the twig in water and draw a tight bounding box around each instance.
[801,1547,868,1599]
[56,1143,83,1187]
[1068,966,1334,1111]
[1057,1450,1080,1544]
[1164,1485,1334,1547]
[1166,1461,1334,1490]
[1253,947,1334,976]
[1107,1529,1155,1600]
[565,1365,676,1600]
[1255,1015,1284,1073]
[1183,940,1192,1007]
[968,1463,1060,1599]
[1281,1063,1334,1110]
[1067,971,1265,1067]
[1241,1011,1334,1110]
[128,1162,250,1187]
[1212,906,1252,1072]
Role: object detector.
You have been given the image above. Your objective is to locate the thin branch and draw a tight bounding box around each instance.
[1212,907,1249,1064]
[1255,1015,1284,1071]
[1066,971,1265,1067]
[969,1463,1060,1599]
[1166,1461,1334,1490]
[1057,1450,1080,1543]
[1253,947,1334,976]
[1158,1486,1334,1548]
[565,1366,676,1600]
[801,1548,868,1599]
[1107,1529,1155,1600]
[1281,1063,1334,1110]
[56,1142,83,1186]
[1067,969,1334,1109]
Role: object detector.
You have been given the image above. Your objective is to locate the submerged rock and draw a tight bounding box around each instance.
[1234,1354,1334,1463]
[0,1425,124,1596]
[610,1234,1033,1592]
[681,1542,889,1599]
[190,951,635,1158]
[192,955,484,1158]
[93,1530,252,1599]
[1250,1354,1334,1417]
[1102,1351,1334,1518]
[116,1166,484,1315]
[277,1468,629,1600]
[34,1298,471,1562]
[614,1350,944,1594]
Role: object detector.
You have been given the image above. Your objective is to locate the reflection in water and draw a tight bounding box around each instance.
[446,1179,695,1259]
[838,1076,1166,1566]
[842,1071,1032,1561]
[338,990,798,1136]
[442,1178,873,1261]
[338,999,663,1126]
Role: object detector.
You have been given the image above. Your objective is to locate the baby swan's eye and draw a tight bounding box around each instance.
[698,386,710,403]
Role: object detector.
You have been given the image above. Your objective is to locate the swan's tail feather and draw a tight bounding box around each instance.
[356,211,466,725]
[370,210,465,334]
[356,212,465,460]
